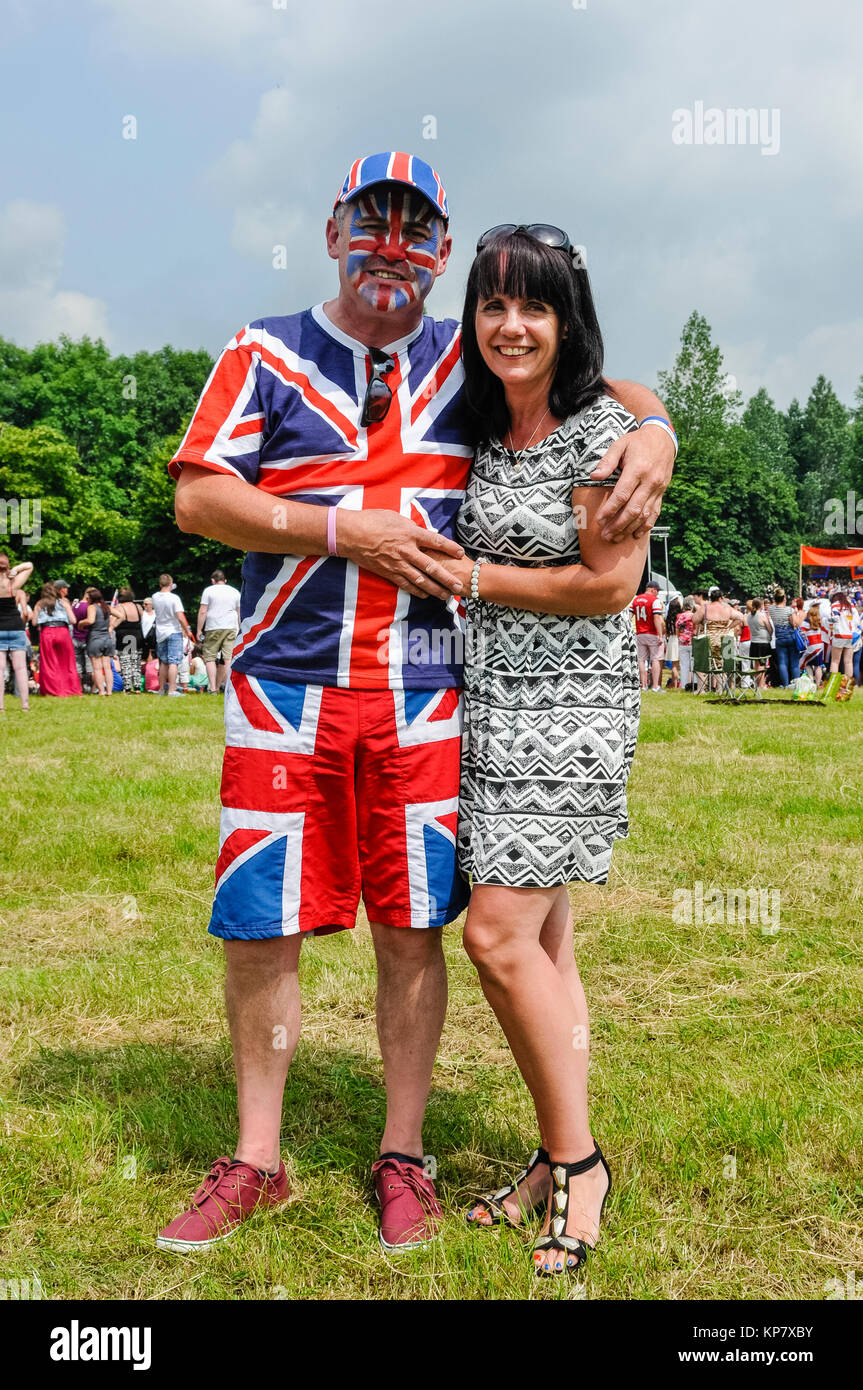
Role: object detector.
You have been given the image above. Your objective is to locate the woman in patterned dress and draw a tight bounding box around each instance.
[446,227,656,1276]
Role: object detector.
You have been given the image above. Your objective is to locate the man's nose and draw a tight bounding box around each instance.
[374,239,406,263]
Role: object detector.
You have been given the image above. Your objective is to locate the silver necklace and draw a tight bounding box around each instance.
[507,407,551,468]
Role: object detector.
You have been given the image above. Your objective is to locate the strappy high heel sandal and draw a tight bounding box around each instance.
[465,1146,550,1228]
[533,1143,612,1276]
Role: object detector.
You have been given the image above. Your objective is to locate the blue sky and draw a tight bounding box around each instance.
[1,0,861,407]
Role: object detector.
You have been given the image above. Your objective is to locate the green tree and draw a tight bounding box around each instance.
[657,310,741,439]
[656,315,801,594]
[0,422,137,591]
[792,376,852,540]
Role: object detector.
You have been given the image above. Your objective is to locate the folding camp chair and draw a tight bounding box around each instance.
[692,633,723,695]
[717,634,770,702]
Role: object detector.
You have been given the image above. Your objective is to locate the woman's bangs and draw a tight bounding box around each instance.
[475,235,563,308]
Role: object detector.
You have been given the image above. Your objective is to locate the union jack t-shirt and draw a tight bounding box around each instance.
[169,305,472,689]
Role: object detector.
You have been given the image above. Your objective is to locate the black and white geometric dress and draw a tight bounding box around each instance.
[455,395,641,888]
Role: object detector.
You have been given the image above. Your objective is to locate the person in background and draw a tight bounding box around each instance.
[0,555,33,712]
[188,645,209,692]
[32,582,82,696]
[852,597,863,685]
[178,635,192,693]
[151,574,195,696]
[80,588,123,695]
[699,586,743,692]
[143,654,161,692]
[112,587,144,692]
[829,592,855,681]
[747,598,773,691]
[676,597,695,691]
[196,569,241,694]
[664,594,682,689]
[632,579,665,693]
[736,600,753,689]
[111,654,124,692]
[70,588,93,692]
[799,602,825,687]
[141,597,157,666]
[767,588,801,688]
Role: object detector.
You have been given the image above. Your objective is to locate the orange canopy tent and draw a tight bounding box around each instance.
[799,546,863,592]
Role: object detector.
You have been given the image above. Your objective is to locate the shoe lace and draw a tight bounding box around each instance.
[372,1159,442,1218]
[190,1157,254,1210]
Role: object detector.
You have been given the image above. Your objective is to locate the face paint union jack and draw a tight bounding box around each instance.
[345,187,441,312]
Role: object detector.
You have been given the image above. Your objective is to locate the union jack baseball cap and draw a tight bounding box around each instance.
[334,152,449,224]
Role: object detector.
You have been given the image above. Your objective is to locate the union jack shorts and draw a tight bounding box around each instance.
[208,673,471,938]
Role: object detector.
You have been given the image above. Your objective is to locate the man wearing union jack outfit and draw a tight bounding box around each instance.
[156,152,677,1256]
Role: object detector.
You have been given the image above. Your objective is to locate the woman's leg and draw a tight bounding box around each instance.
[467,888,583,1226]
[0,650,5,709]
[463,883,609,1271]
[91,655,107,694]
[776,640,789,687]
[11,649,29,708]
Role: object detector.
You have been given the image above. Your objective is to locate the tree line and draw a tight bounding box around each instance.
[1,313,862,597]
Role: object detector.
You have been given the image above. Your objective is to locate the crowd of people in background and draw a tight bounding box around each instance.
[0,555,241,709]
[3,548,861,709]
[631,577,863,695]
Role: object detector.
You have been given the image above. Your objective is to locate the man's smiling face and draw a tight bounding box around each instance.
[337,185,445,313]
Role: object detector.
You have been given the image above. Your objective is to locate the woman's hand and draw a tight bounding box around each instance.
[440,553,476,596]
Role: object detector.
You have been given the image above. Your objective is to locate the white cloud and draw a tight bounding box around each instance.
[204,88,309,260]
[0,201,110,345]
[727,321,863,408]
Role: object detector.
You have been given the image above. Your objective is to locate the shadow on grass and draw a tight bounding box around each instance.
[14,1039,533,1190]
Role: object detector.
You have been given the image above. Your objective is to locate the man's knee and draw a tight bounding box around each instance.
[370,923,444,968]
[224,934,303,978]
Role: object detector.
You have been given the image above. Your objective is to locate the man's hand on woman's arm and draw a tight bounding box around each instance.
[591,379,677,542]
[452,488,650,618]
[174,463,465,602]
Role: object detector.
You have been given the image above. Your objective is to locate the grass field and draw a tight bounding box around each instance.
[1,688,861,1301]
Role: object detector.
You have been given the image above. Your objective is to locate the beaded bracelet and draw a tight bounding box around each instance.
[470,558,484,600]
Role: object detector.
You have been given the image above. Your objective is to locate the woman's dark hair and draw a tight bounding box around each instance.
[88,587,111,617]
[41,581,58,613]
[118,586,136,604]
[832,590,851,610]
[665,596,682,636]
[460,230,606,445]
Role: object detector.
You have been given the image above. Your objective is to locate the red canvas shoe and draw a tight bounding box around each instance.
[371,1154,442,1253]
[156,1156,290,1253]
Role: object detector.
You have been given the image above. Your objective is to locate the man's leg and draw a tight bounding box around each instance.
[226,935,303,1172]
[166,660,178,693]
[205,658,218,692]
[369,922,447,1158]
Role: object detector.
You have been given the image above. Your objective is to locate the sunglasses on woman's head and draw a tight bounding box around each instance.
[475,223,580,262]
[360,347,396,427]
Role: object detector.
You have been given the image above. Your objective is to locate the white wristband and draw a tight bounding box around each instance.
[640,416,679,458]
[470,558,484,601]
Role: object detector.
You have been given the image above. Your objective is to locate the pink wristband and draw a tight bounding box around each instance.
[327,506,338,557]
